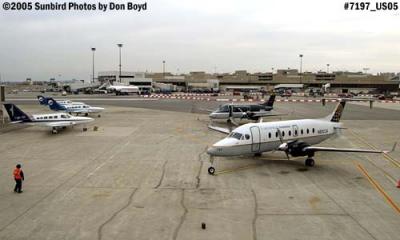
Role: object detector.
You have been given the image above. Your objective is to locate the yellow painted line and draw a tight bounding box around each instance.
[356,162,400,214]
[348,129,400,168]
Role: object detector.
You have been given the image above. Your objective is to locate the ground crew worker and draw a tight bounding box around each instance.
[13,164,24,193]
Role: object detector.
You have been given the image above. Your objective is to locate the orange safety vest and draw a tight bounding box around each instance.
[13,168,22,180]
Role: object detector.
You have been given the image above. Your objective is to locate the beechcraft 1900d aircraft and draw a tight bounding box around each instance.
[46,98,104,117]
[209,94,278,123]
[3,103,94,134]
[206,100,396,175]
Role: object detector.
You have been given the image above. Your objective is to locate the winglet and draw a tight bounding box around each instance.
[383,142,397,154]
[384,142,397,154]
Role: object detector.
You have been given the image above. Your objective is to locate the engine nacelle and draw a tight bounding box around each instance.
[287,141,312,157]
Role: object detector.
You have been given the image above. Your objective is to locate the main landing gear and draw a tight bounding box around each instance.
[51,127,58,134]
[305,158,315,167]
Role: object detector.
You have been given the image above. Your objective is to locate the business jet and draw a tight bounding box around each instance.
[206,100,396,175]
[209,95,279,123]
[46,98,104,117]
[3,103,93,134]
[106,85,139,95]
[37,95,85,106]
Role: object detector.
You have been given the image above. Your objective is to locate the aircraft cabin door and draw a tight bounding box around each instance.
[292,125,299,137]
[250,126,261,152]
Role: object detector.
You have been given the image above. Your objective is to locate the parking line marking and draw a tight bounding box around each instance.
[348,129,400,168]
[356,163,400,214]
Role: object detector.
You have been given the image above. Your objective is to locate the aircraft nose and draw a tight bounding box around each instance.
[207,146,218,156]
[209,112,216,119]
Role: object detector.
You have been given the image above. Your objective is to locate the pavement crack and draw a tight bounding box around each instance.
[251,189,258,240]
[172,189,188,240]
[154,160,168,189]
[196,147,207,189]
[97,188,138,240]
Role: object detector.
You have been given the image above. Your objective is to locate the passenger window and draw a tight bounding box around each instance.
[307,129,309,134]
[245,134,250,140]
[312,128,315,133]
[289,131,291,136]
[44,117,47,119]
[282,131,285,137]
[49,116,53,119]
[54,116,58,119]
[295,130,298,135]
[301,129,303,135]
[268,133,271,138]
[275,132,278,138]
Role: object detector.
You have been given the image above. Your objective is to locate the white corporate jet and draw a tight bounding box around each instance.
[3,103,94,134]
[206,100,396,175]
[47,98,104,117]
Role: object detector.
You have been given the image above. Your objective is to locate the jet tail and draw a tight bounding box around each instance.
[3,104,32,122]
[325,101,346,122]
[37,95,49,105]
[47,98,66,111]
[262,94,276,107]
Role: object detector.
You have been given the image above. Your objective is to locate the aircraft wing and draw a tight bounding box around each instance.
[41,121,78,128]
[304,143,396,154]
[208,124,231,134]
[251,112,286,118]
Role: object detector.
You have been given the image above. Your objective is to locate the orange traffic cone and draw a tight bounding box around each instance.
[397,180,400,188]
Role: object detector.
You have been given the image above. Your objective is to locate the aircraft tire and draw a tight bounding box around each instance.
[305,158,315,167]
[208,167,215,175]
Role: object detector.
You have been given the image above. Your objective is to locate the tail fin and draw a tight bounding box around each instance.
[37,95,48,105]
[262,94,276,107]
[3,104,31,122]
[47,98,66,111]
[326,101,346,122]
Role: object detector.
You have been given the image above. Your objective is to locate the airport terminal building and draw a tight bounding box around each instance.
[147,70,400,93]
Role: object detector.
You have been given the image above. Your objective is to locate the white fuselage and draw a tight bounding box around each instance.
[207,119,340,156]
[29,113,94,127]
[63,104,104,114]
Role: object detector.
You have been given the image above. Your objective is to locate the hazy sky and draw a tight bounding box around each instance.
[0,0,399,81]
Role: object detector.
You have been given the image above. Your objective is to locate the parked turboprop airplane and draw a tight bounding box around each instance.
[209,95,278,123]
[3,103,93,134]
[206,100,396,175]
[46,98,104,117]
[37,95,84,106]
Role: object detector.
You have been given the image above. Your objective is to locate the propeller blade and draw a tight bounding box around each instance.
[276,128,284,143]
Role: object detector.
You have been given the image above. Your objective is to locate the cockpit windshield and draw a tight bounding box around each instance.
[228,132,243,140]
[218,105,229,112]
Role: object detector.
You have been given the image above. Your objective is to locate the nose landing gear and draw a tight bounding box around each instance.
[208,167,215,175]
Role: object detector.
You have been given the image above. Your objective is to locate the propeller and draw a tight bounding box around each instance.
[228,105,240,126]
[276,129,290,160]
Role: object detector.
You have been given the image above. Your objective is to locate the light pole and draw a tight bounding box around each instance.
[326,63,330,73]
[299,54,303,84]
[91,48,96,83]
[117,44,123,82]
[162,60,166,80]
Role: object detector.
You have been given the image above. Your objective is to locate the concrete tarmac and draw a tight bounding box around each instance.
[0,100,399,239]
